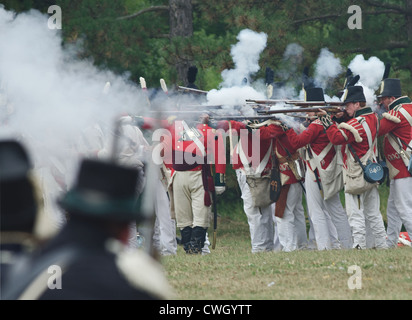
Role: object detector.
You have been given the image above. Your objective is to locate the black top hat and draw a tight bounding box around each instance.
[0,140,32,182]
[0,140,37,233]
[378,78,402,98]
[265,67,274,85]
[187,65,199,89]
[58,159,144,223]
[305,87,324,102]
[343,86,366,104]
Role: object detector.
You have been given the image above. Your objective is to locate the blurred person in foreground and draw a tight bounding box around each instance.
[2,157,174,300]
[0,139,54,290]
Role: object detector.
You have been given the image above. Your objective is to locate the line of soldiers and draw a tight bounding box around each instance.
[130,74,412,254]
[226,77,411,251]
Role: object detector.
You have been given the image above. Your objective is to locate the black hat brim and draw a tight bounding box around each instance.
[58,190,143,223]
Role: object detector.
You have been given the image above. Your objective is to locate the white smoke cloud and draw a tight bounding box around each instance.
[348,55,384,90]
[0,5,179,214]
[220,29,267,88]
[348,54,385,108]
[205,29,267,107]
[0,8,154,165]
[275,43,304,86]
[0,7,188,231]
[314,48,343,89]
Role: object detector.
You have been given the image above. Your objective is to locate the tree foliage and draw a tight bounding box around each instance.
[2,0,411,95]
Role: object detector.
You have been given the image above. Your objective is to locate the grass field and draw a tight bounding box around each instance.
[161,183,412,300]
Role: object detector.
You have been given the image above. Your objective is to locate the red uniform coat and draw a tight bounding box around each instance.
[258,123,301,185]
[217,120,273,176]
[141,117,226,175]
[286,119,336,173]
[378,96,412,179]
[324,107,379,169]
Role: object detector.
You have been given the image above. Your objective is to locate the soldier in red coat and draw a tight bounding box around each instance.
[286,88,352,250]
[256,119,309,252]
[318,86,388,249]
[217,119,279,253]
[143,114,226,254]
[377,78,412,247]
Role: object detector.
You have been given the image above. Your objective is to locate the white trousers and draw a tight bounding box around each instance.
[129,179,177,255]
[345,187,387,249]
[306,171,352,250]
[275,182,308,252]
[152,179,177,255]
[236,169,275,253]
[386,177,412,247]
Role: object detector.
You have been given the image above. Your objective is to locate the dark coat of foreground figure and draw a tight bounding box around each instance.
[3,158,173,300]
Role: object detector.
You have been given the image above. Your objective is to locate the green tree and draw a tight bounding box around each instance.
[2,0,411,95]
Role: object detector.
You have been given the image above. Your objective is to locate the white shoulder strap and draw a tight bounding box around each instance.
[357,116,378,161]
[181,120,205,157]
[399,107,412,126]
[309,142,333,164]
[238,139,272,177]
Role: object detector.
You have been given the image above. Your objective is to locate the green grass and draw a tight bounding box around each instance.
[161,177,412,300]
[162,216,412,300]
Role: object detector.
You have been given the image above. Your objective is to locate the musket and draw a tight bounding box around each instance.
[246,99,344,107]
[180,104,229,110]
[177,86,208,95]
[246,99,299,105]
[148,110,219,118]
[287,101,344,107]
[211,185,218,250]
[210,115,278,121]
[257,105,343,115]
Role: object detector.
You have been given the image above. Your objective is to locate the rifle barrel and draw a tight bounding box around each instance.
[210,115,278,121]
[246,99,299,104]
[286,101,344,107]
[257,106,343,115]
[177,86,208,95]
[180,104,225,109]
[246,99,344,107]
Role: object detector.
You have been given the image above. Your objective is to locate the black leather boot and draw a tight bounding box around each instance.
[180,226,193,254]
[189,226,207,254]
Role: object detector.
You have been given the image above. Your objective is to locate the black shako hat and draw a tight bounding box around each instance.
[343,85,366,104]
[378,78,402,98]
[0,139,32,182]
[187,65,199,89]
[0,139,37,232]
[305,87,325,102]
[58,159,144,222]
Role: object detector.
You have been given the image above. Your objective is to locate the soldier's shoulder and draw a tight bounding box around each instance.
[115,249,175,300]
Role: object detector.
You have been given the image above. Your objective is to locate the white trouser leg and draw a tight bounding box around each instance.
[294,195,308,250]
[387,177,412,247]
[236,170,274,253]
[363,187,388,248]
[325,192,353,249]
[345,192,366,249]
[307,213,317,249]
[306,176,332,250]
[386,187,403,247]
[326,213,341,249]
[276,183,306,252]
[154,179,177,255]
[365,219,376,248]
